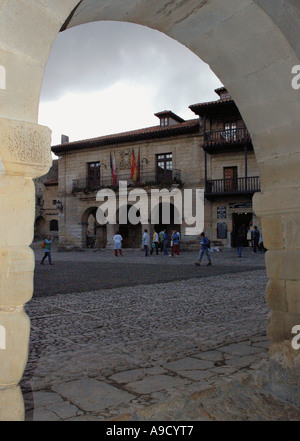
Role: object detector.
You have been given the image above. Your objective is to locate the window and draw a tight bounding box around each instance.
[223,122,237,141]
[87,162,100,188]
[50,219,59,232]
[156,153,173,183]
[160,118,169,127]
[52,199,57,206]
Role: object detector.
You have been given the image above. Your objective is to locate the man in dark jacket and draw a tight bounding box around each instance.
[252,226,260,253]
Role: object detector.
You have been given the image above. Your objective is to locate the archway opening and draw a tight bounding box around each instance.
[82,206,107,248]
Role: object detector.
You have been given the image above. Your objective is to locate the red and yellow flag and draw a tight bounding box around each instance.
[130,150,138,181]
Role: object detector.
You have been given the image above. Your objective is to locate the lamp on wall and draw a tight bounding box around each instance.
[56,200,63,213]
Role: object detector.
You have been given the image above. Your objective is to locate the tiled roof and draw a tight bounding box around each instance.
[189,98,234,110]
[52,119,199,154]
[154,110,185,123]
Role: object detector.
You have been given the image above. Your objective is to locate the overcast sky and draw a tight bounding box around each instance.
[38,21,223,147]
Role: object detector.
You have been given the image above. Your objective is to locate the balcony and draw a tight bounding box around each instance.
[72,169,182,195]
[203,128,252,152]
[205,176,260,200]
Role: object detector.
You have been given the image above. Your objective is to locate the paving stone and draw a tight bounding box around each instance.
[225,355,258,369]
[209,366,237,375]
[217,343,265,357]
[109,369,145,384]
[164,357,215,372]
[46,402,81,420]
[145,366,167,375]
[196,351,224,362]
[52,379,135,412]
[33,407,61,421]
[26,391,65,409]
[252,340,271,349]
[176,370,215,382]
[125,375,189,394]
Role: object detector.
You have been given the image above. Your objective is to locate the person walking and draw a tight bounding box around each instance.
[170,229,180,257]
[40,235,54,265]
[194,232,211,266]
[236,231,243,258]
[142,229,150,257]
[163,229,168,256]
[252,226,260,253]
[113,231,123,256]
[159,229,165,253]
[150,229,159,255]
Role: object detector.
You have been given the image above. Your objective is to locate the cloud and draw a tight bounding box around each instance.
[41,21,222,103]
[39,20,223,146]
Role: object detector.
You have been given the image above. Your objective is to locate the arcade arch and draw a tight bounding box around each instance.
[0,0,300,420]
[81,206,107,248]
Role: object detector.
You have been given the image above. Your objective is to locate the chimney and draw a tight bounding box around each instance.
[61,134,69,144]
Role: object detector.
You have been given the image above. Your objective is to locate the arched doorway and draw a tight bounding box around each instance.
[82,207,107,248]
[117,204,142,248]
[34,216,46,240]
[151,201,181,239]
[1,0,300,419]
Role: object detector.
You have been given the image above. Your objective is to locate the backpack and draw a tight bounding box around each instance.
[202,237,210,248]
[41,242,45,249]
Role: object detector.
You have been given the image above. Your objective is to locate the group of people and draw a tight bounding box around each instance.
[236,223,267,258]
[142,228,180,257]
[40,224,265,265]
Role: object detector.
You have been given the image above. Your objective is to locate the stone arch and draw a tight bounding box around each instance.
[116,204,143,248]
[34,216,46,240]
[1,0,300,419]
[81,206,107,248]
[151,201,182,238]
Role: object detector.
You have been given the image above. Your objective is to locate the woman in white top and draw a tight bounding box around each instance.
[113,231,123,256]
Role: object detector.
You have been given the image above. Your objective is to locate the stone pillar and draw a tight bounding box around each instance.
[253,156,300,407]
[106,224,117,249]
[0,117,51,421]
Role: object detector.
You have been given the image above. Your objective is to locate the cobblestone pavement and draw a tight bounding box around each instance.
[20,247,300,421]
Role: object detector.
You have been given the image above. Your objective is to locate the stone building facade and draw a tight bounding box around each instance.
[190,87,261,247]
[34,160,59,240]
[52,88,260,250]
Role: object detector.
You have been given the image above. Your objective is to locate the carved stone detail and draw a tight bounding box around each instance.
[119,150,131,170]
[0,118,52,178]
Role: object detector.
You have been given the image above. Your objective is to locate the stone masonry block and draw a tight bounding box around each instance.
[0,247,34,306]
[0,310,30,385]
[0,386,24,421]
[0,175,35,246]
[286,281,300,315]
[266,250,300,281]
[261,216,283,250]
[266,279,287,313]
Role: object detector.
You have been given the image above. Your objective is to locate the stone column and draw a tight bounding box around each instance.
[0,117,51,421]
[253,155,300,407]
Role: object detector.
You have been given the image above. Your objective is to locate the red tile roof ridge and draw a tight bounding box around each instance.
[52,118,199,149]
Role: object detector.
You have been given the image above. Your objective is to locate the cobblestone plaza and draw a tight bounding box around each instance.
[19,246,300,421]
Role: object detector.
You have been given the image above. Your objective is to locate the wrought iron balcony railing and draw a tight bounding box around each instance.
[203,128,251,146]
[205,176,260,196]
[72,169,182,193]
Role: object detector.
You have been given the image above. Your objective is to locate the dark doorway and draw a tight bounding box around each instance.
[231,212,252,247]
